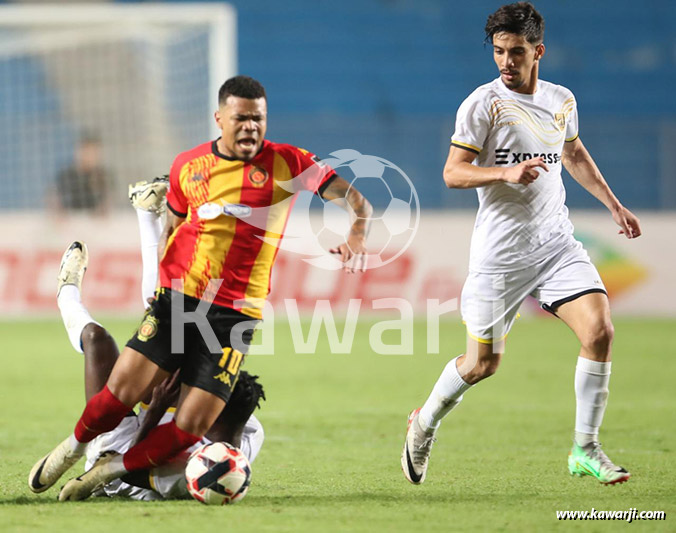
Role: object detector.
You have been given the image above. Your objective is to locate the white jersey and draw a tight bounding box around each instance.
[451,78,579,273]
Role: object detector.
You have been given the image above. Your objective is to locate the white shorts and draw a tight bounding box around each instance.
[461,240,606,343]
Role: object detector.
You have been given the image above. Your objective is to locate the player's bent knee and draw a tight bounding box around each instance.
[478,357,501,379]
[459,351,502,384]
[176,410,213,437]
[107,348,166,406]
[175,389,227,438]
[583,320,614,355]
[81,323,114,350]
[174,415,210,438]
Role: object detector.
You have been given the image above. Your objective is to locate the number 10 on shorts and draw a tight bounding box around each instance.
[218,347,243,375]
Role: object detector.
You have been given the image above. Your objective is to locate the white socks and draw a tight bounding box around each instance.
[416,355,611,443]
[135,209,163,307]
[69,434,87,455]
[418,356,472,432]
[107,454,128,477]
[57,285,100,353]
[574,357,611,446]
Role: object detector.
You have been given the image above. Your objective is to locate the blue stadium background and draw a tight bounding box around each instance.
[2,0,675,209]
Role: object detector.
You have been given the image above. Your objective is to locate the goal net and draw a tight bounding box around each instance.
[0,3,236,211]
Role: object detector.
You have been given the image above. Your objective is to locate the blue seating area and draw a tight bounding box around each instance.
[204,0,676,209]
[0,56,74,208]
[2,0,674,209]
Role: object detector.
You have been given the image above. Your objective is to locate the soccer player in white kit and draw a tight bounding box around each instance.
[401,2,641,486]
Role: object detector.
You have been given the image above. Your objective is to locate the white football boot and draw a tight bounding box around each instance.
[401,408,437,484]
[28,437,84,493]
[56,241,88,297]
[58,451,121,501]
[128,176,169,215]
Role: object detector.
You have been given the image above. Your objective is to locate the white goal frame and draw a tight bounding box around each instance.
[0,3,237,135]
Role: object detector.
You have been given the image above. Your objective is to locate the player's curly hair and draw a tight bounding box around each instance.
[484,2,544,45]
[219,371,266,427]
[218,75,267,106]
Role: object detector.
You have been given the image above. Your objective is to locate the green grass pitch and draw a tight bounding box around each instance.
[1,317,674,532]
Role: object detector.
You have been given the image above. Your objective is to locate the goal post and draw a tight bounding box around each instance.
[0,3,237,210]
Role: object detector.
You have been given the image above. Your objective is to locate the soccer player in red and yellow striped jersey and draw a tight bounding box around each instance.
[31,76,373,501]
[161,136,335,319]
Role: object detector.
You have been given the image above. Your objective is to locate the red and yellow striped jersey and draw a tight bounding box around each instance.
[161,139,336,319]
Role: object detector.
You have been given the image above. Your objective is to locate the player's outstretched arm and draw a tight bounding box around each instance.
[320,176,373,273]
[562,137,642,239]
[443,146,548,189]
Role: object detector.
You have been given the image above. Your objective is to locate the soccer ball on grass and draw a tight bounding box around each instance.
[185,442,251,505]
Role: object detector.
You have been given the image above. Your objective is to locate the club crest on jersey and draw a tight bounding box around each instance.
[554,113,566,131]
[137,315,159,342]
[248,167,269,188]
[190,173,204,182]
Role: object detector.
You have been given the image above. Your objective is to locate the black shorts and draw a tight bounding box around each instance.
[126,288,257,402]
